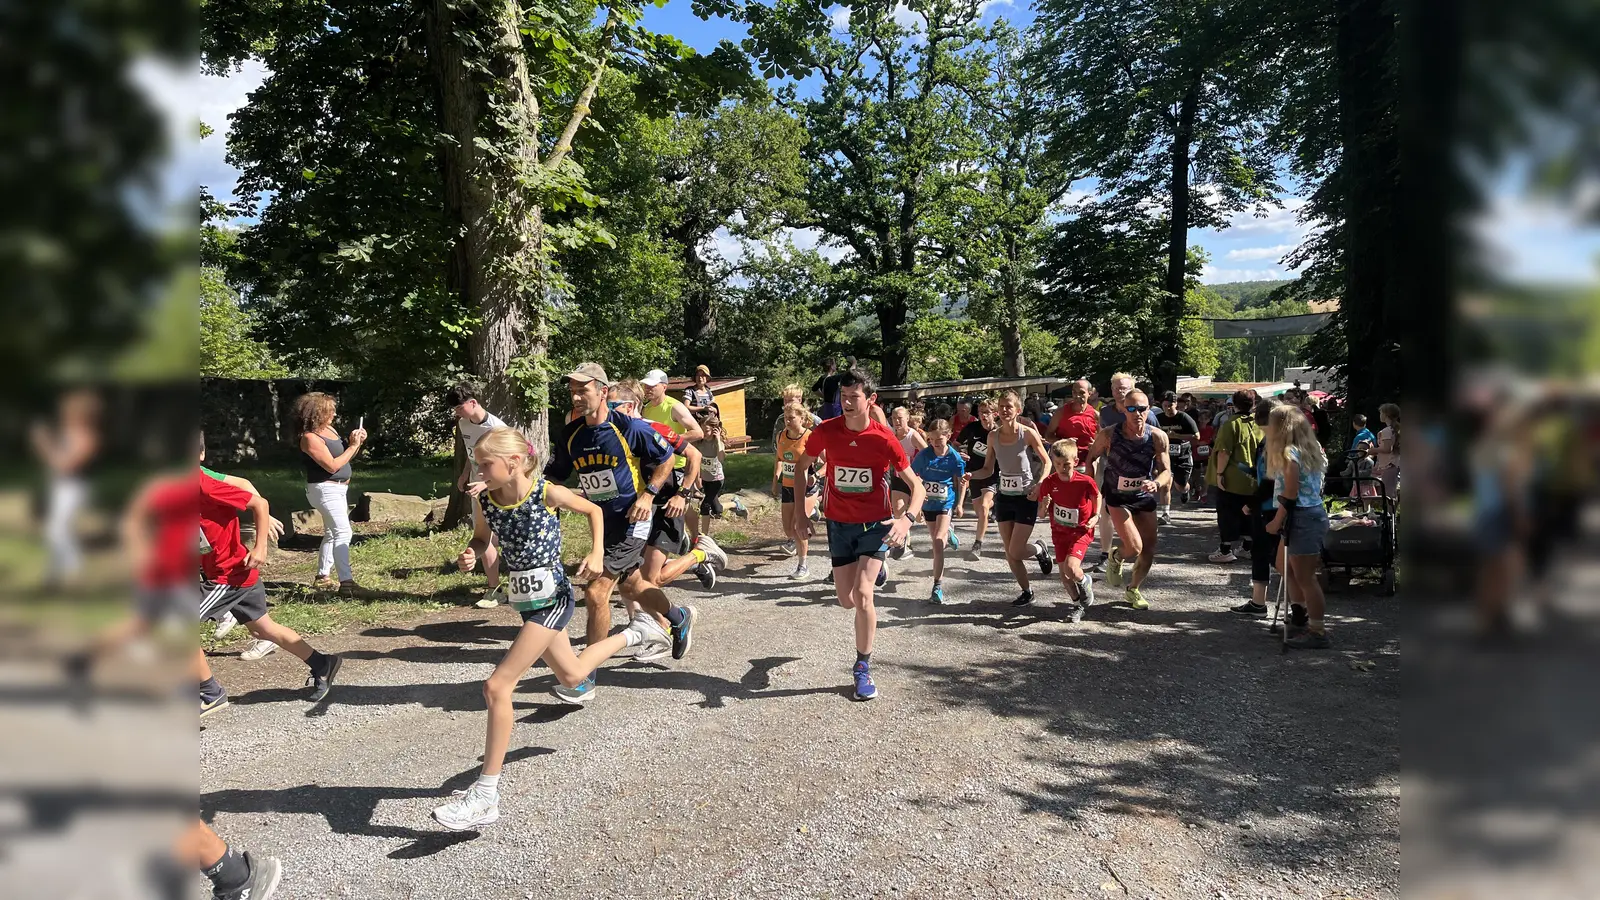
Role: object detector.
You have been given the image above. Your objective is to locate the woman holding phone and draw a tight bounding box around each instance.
[293,392,369,595]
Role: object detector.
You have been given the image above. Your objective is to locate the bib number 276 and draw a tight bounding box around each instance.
[833,466,874,494]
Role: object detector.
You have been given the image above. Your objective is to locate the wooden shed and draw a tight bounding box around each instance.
[666,375,756,451]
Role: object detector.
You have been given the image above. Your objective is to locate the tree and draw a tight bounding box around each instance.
[1029,0,1281,392]
[201,268,287,379]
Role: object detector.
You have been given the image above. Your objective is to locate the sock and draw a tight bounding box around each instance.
[664,606,687,627]
[202,844,250,893]
[199,676,224,703]
[691,548,708,565]
[855,651,870,667]
[475,773,500,795]
[1308,617,1325,634]
[1219,544,1231,554]
[307,651,331,675]
[1160,504,1170,515]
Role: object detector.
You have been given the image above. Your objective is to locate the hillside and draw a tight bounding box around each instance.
[1205,279,1296,309]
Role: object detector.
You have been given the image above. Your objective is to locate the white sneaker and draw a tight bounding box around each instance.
[212,611,238,640]
[696,534,730,572]
[432,783,500,831]
[780,541,797,557]
[791,562,810,580]
[1208,550,1238,564]
[240,639,279,661]
[475,583,508,609]
[626,614,671,662]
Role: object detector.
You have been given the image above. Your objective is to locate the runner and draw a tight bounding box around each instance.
[956,398,1000,559]
[951,399,976,438]
[445,382,510,609]
[770,382,823,449]
[1092,374,1159,571]
[641,368,707,550]
[1085,389,1172,610]
[888,406,928,559]
[773,402,823,579]
[911,418,966,604]
[1049,379,1099,468]
[814,358,844,419]
[968,391,1054,607]
[792,367,921,701]
[1036,439,1100,622]
[1155,390,1200,522]
[433,427,656,830]
[186,819,282,899]
[543,363,700,704]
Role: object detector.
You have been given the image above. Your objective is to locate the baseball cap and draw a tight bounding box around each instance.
[641,369,670,387]
[1161,390,1178,402]
[566,362,610,385]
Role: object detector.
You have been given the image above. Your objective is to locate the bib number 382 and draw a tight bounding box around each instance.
[833,466,874,494]
[508,567,559,612]
[578,469,620,502]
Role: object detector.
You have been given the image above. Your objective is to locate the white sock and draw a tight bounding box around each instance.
[476,773,500,794]
[1160,504,1170,515]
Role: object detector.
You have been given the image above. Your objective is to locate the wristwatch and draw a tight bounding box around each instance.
[644,483,661,496]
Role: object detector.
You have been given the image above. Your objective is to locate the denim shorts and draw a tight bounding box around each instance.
[1284,504,1329,556]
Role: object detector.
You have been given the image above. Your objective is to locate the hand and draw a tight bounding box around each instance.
[1241,505,1252,517]
[246,541,269,570]
[1142,480,1158,494]
[464,480,487,497]
[267,516,285,543]
[1026,486,1040,502]
[955,505,966,519]
[349,428,368,446]
[628,494,654,523]
[1265,516,1283,536]
[884,516,912,548]
[577,551,603,581]
[1084,517,1098,533]
[665,494,687,518]
[457,546,476,573]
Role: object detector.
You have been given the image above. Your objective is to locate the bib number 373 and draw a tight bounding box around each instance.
[578,469,620,502]
[833,466,874,494]
[1000,473,1028,495]
[508,567,559,612]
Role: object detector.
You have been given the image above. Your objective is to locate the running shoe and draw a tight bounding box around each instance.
[696,534,729,572]
[475,582,507,609]
[731,497,749,519]
[875,563,888,588]
[1229,601,1269,618]
[670,606,698,659]
[1068,602,1086,623]
[432,783,500,831]
[825,570,835,585]
[1011,589,1035,608]
[964,539,984,561]
[695,563,717,590]
[553,674,597,705]
[305,655,342,703]
[1157,511,1172,526]
[930,584,946,605]
[1087,554,1107,573]
[852,662,878,701]
[200,691,230,720]
[1125,586,1149,610]
[947,532,960,550]
[780,541,797,557]
[241,639,279,661]
[213,853,282,900]
[625,614,671,662]
[1207,550,1237,564]
[888,542,907,561]
[1284,630,1332,650]
[1077,576,1096,613]
[1033,541,1052,576]
[791,562,810,581]
[212,611,238,640]
[311,575,338,591]
[1106,553,1124,587]
[339,581,377,598]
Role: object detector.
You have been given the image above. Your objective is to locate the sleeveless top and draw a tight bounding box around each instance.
[643,397,689,470]
[1104,424,1157,496]
[993,427,1036,495]
[898,431,922,461]
[479,478,565,575]
[303,433,352,483]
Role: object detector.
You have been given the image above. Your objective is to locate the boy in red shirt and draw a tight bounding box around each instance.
[1036,439,1101,622]
[794,368,922,701]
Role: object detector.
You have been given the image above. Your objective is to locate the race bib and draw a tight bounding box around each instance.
[1052,505,1081,528]
[925,481,950,502]
[833,466,874,494]
[1000,473,1028,495]
[1117,475,1146,493]
[507,567,559,612]
[971,441,988,457]
[577,469,619,502]
[780,461,796,479]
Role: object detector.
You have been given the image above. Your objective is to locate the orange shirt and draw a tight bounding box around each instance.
[776,428,811,488]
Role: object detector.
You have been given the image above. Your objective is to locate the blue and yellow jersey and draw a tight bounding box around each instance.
[545,410,674,515]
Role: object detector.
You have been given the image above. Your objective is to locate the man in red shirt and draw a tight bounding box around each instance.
[950,399,976,439]
[1050,379,1098,471]
[1036,439,1102,622]
[794,368,922,702]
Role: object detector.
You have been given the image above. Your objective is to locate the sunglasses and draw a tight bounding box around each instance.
[606,400,632,412]
[1125,405,1149,414]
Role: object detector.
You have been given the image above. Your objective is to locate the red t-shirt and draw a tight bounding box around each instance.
[804,417,909,524]
[200,471,260,587]
[1051,408,1099,456]
[1039,470,1099,537]
[141,476,199,588]
[951,413,976,437]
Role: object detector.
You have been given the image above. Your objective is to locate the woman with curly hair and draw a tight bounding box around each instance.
[293,392,369,595]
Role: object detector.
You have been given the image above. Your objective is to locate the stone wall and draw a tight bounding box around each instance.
[201,377,453,464]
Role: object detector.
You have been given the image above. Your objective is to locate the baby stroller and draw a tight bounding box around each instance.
[1319,474,1397,596]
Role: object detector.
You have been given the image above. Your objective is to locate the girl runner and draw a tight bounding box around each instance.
[1036,440,1100,622]
[969,391,1055,607]
[888,406,929,559]
[773,402,822,579]
[957,398,1000,558]
[433,427,651,830]
[1086,390,1173,610]
[911,418,966,604]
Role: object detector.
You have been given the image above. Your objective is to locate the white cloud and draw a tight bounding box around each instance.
[892,2,926,32]
[829,5,851,31]
[1225,197,1311,236]
[1473,188,1600,283]
[978,0,1014,13]
[176,59,269,208]
[1224,243,1296,262]
[1201,266,1289,283]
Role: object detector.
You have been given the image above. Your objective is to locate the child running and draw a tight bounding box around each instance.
[773,402,822,579]
[433,427,652,830]
[910,418,966,604]
[888,406,928,559]
[1036,440,1101,622]
[969,391,1055,607]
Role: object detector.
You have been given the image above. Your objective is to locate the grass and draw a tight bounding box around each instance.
[224,457,456,519]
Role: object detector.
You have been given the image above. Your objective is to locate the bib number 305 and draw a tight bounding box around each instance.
[508,567,559,612]
[833,466,874,494]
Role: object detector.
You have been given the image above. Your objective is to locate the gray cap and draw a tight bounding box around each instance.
[566,362,610,385]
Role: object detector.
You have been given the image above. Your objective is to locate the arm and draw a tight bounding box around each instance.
[544,483,606,580]
[1026,429,1053,499]
[1083,428,1111,466]
[457,497,494,572]
[543,426,573,482]
[971,429,998,480]
[666,444,701,517]
[300,431,362,475]
[888,462,924,545]
[1267,459,1297,534]
[1148,430,1172,491]
[244,494,272,569]
[672,402,705,443]
[218,473,285,543]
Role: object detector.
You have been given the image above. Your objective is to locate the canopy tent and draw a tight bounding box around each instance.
[1176,379,1295,399]
[875,375,1068,402]
[1205,313,1332,339]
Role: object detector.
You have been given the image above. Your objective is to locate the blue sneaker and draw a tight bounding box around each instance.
[553,674,596,705]
[947,532,960,550]
[852,663,878,701]
[930,584,946,605]
[670,606,698,660]
[875,563,888,589]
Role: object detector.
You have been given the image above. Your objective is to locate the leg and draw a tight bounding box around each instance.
[244,614,318,665]
[1111,507,1141,564]
[997,520,1026,588]
[1001,520,1034,593]
[325,484,355,583]
[1129,512,1159,587]
[793,501,811,562]
[929,515,949,583]
[686,507,701,544]
[975,490,993,545]
[584,573,620,649]
[850,559,880,654]
[480,621,561,776]
[833,560,861,609]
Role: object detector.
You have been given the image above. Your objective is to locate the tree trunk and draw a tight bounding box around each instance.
[878,289,910,386]
[1158,80,1201,395]
[1001,236,1026,377]
[442,429,473,529]
[681,237,715,358]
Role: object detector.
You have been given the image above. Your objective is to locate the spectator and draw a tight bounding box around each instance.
[693,409,728,521]
[293,392,369,595]
[683,365,716,415]
[814,358,843,419]
[1208,390,1262,564]
[1349,413,1375,452]
[1376,403,1401,499]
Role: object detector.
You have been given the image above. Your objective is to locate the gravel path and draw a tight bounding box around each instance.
[199,503,1400,899]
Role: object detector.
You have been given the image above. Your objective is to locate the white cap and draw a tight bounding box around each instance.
[641,369,669,387]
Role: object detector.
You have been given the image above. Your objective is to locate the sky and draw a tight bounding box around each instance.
[182,0,1600,287]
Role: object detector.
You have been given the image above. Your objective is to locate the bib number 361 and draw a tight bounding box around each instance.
[508,567,558,612]
[1053,505,1081,528]
[833,466,873,494]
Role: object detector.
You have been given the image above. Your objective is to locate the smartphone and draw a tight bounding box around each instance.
[358,416,364,431]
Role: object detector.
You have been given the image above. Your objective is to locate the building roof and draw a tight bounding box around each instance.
[876,375,1068,401]
[664,375,755,394]
[1177,378,1295,398]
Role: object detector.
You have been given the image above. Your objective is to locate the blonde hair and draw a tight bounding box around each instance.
[783,402,811,429]
[474,426,541,476]
[610,380,643,406]
[1050,438,1079,463]
[780,383,805,405]
[291,392,336,435]
[929,417,952,435]
[1265,406,1327,480]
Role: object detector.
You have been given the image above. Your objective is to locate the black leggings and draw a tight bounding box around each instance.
[1251,510,1281,584]
[700,479,724,517]
[1216,489,1254,548]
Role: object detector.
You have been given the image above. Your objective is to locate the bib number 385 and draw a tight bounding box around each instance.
[833,466,874,494]
[508,568,559,612]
